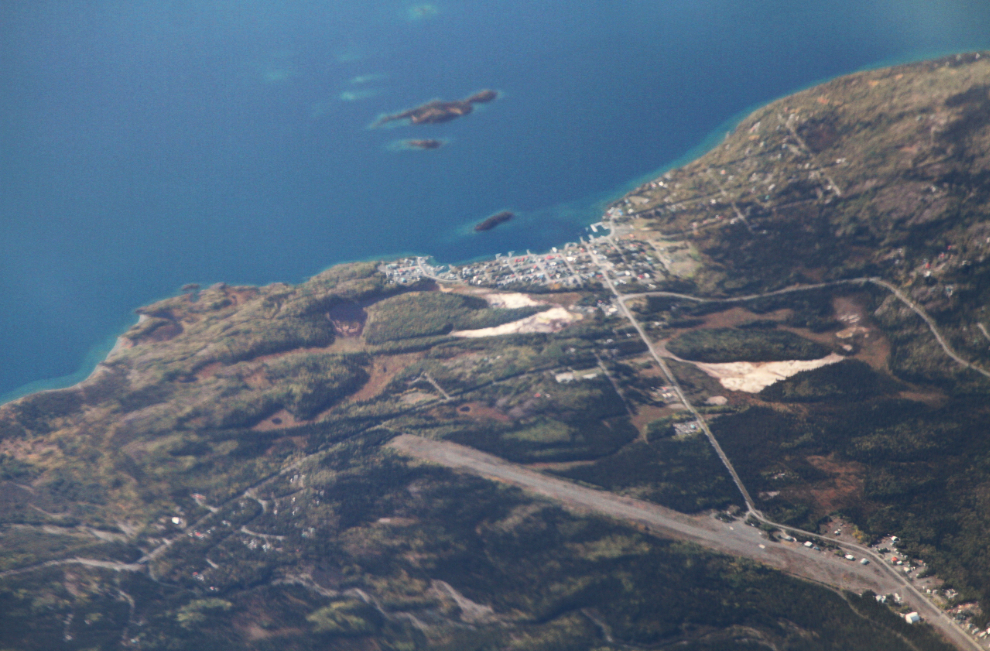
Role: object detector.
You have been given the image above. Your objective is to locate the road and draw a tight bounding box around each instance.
[0,558,144,579]
[868,278,990,380]
[583,246,985,650]
[617,277,990,380]
[591,238,759,513]
[389,434,982,651]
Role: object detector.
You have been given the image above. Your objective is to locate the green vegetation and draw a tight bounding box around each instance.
[555,438,744,513]
[645,413,695,440]
[11,54,990,648]
[448,414,637,463]
[667,328,830,362]
[712,383,990,616]
[0,437,952,650]
[364,291,544,344]
[265,352,370,420]
[760,359,901,402]
[305,600,382,635]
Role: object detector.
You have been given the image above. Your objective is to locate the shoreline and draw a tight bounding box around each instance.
[5,50,986,408]
[0,318,139,408]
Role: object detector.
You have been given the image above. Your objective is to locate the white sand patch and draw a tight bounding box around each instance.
[692,353,845,393]
[452,307,581,338]
[482,292,542,309]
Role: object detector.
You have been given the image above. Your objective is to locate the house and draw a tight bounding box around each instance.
[904,612,920,624]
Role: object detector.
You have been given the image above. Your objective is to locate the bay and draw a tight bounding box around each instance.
[2,0,989,402]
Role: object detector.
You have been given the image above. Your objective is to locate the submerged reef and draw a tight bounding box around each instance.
[405,138,444,150]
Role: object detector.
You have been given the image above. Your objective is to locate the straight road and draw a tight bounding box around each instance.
[587,241,759,513]
[581,242,984,649]
[390,434,982,651]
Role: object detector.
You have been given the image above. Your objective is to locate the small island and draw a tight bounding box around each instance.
[405,139,444,150]
[373,89,499,127]
[464,89,498,104]
[474,210,514,232]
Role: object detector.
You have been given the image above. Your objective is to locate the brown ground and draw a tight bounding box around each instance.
[699,307,792,329]
[831,294,892,371]
[345,353,422,405]
[327,301,367,337]
[226,287,260,306]
[453,402,511,423]
[671,294,899,397]
[195,362,223,380]
[253,409,305,432]
[629,404,676,438]
[897,388,949,408]
[541,292,585,307]
[797,455,867,514]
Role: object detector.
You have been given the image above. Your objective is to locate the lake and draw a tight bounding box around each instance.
[2,0,989,401]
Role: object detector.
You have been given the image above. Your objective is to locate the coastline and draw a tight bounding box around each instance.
[4,48,987,408]
[0,317,138,407]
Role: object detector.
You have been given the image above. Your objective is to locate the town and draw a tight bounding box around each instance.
[381,207,672,293]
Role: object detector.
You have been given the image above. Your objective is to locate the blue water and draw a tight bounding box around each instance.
[2,0,989,402]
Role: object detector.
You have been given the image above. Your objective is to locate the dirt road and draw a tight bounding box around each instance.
[389,434,981,651]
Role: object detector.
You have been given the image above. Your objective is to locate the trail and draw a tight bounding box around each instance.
[0,558,144,579]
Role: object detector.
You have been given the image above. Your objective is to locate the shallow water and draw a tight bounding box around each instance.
[2,0,989,401]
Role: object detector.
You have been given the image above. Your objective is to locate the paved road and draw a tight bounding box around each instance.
[592,238,759,513]
[389,434,982,651]
[595,267,985,650]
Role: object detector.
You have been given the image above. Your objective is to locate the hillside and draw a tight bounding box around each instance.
[4,53,990,650]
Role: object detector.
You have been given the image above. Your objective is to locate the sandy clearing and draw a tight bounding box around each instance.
[692,353,845,393]
[482,292,542,308]
[451,307,581,338]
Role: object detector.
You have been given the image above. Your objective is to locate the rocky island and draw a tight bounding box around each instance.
[5,54,990,650]
[372,89,499,127]
[473,210,514,231]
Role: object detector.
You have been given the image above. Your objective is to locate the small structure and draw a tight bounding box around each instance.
[904,612,921,624]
